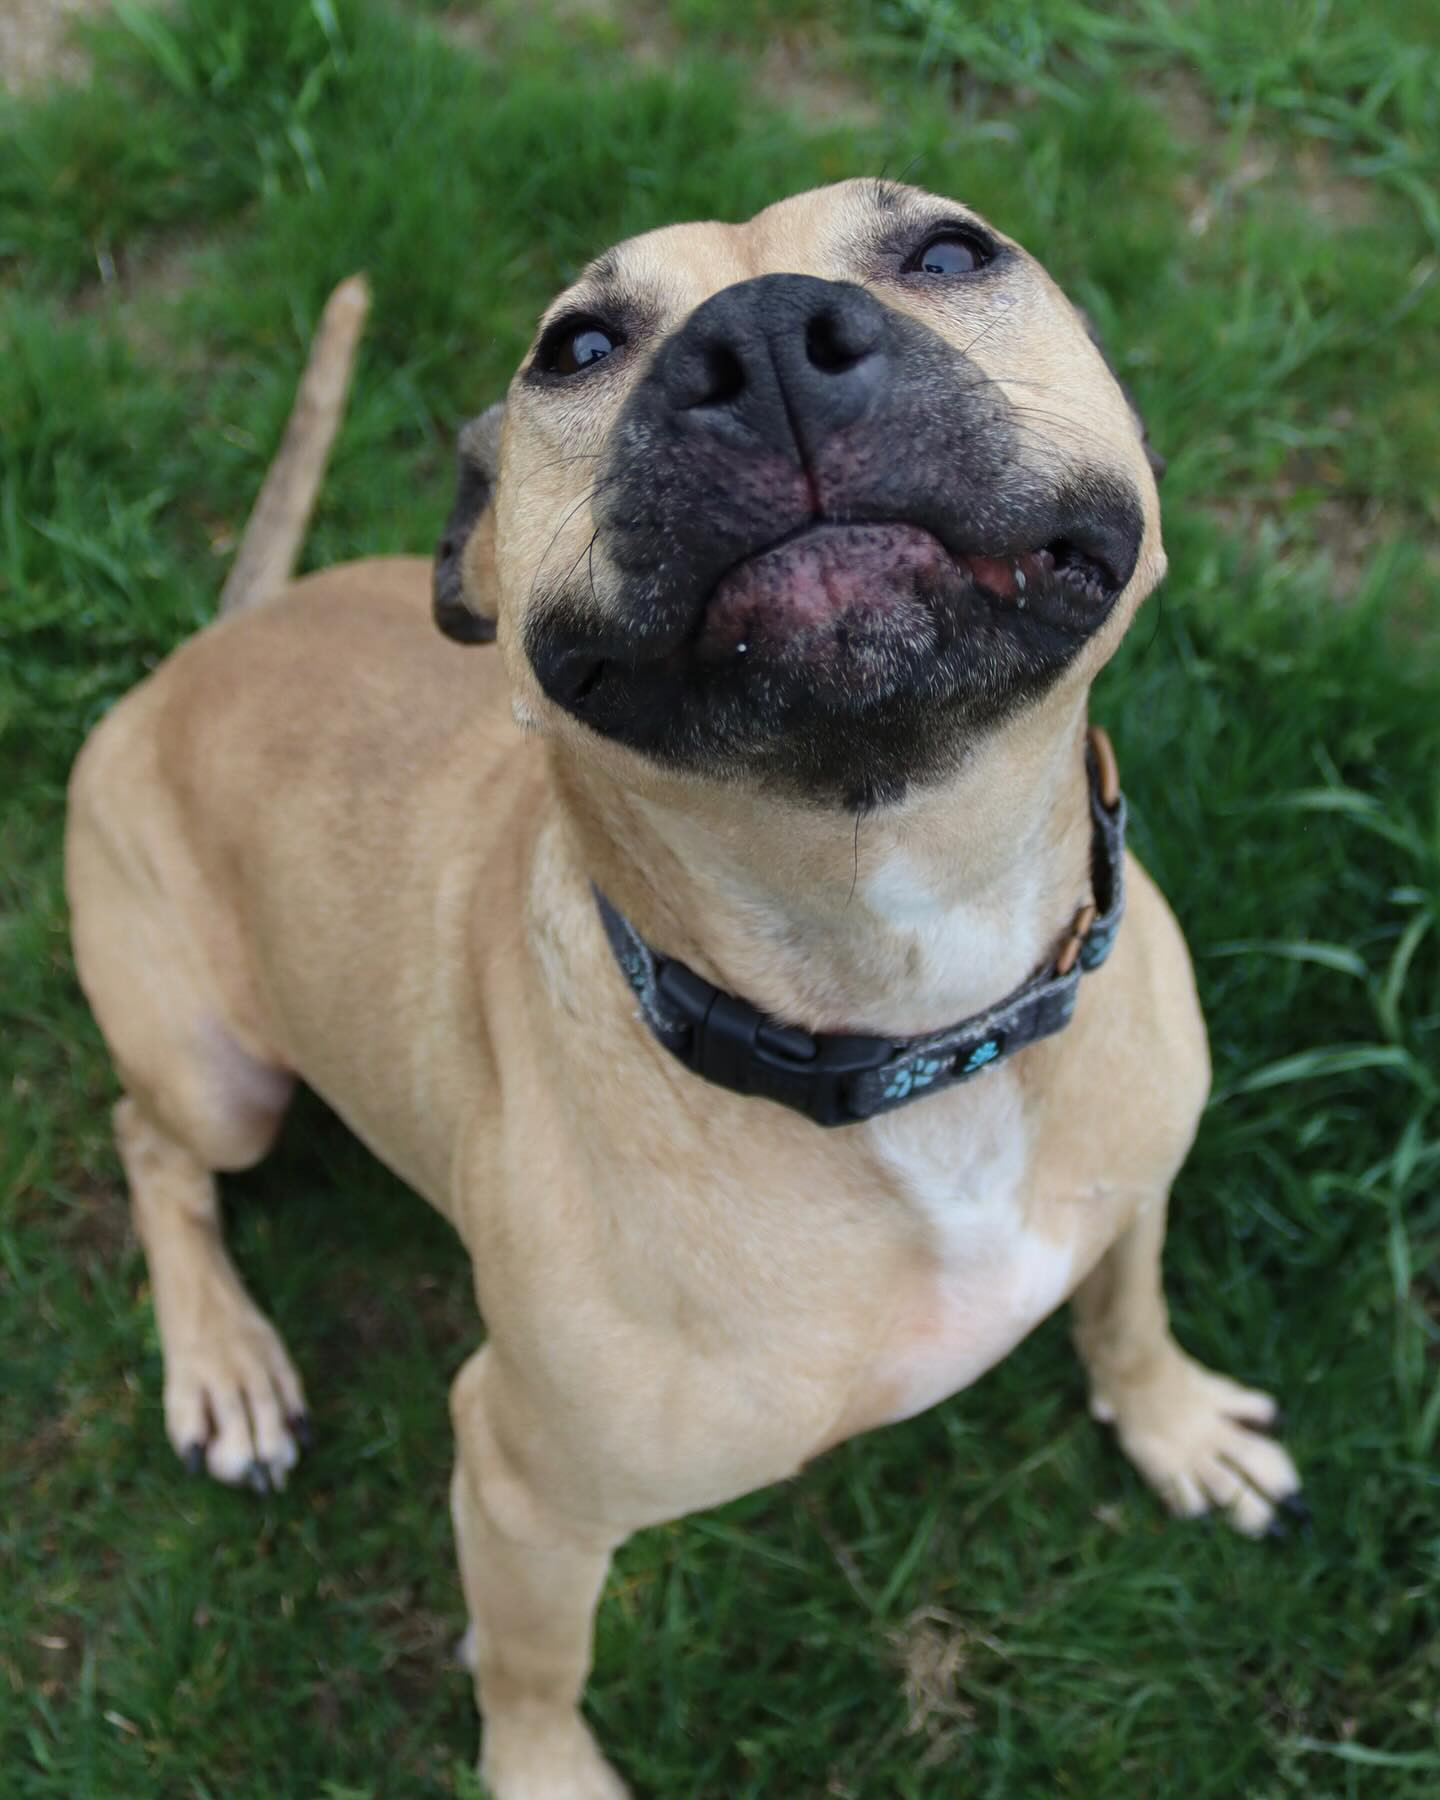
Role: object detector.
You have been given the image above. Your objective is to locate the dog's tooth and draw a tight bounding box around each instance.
[1014,563,1027,593]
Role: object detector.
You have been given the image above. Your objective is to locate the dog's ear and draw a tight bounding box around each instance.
[1076,308,1166,483]
[434,402,505,643]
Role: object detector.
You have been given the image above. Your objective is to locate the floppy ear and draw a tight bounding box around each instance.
[433,402,505,643]
[1075,308,1166,483]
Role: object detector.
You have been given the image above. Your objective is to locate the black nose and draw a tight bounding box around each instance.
[660,274,889,462]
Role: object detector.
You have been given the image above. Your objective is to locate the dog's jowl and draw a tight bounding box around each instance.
[67,182,1299,1799]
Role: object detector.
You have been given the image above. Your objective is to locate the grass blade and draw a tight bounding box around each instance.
[1226,1044,1424,1096]
[1208,939,1369,978]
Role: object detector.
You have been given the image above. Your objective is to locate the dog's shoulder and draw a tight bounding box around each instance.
[1019,851,1210,1193]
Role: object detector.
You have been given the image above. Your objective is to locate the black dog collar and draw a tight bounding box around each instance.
[595,727,1127,1128]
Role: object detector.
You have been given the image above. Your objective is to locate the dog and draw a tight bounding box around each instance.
[66,181,1300,1797]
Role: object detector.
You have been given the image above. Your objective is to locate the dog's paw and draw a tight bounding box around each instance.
[162,1294,308,1494]
[481,1711,629,1800]
[1091,1351,1300,1537]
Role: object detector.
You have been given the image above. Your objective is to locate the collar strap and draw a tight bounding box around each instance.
[594,726,1127,1129]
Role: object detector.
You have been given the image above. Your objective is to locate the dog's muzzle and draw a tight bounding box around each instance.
[524,272,1145,805]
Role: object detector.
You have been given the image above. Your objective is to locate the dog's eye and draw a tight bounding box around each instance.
[904,233,992,276]
[537,318,624,377]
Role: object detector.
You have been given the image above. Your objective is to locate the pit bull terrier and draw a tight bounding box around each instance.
[66,181,1300,1797]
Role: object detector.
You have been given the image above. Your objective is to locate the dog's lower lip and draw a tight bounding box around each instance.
[709,525,1120,607]
[689,520,1123,666]
[700,522,948,659]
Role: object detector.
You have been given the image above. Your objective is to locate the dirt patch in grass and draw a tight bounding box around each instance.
[63,226,228,369]
[14,1407,84,1482]
[81,228,212,306]
[54,1173,135,1262]
[1151,69,1432,607]
[432,0,878,129]
[1147,69,1383,239]
[1203,482,1393,602]
[428,3,497,57]
[752,35,881,129]
[5,1131,134,1267]
[1181,139,1382,239]
[631,7,881,128]
[1202,434,1440,616]
[312,1262,476,1383]
[889,1605,978,1768]
[0,0,109,95]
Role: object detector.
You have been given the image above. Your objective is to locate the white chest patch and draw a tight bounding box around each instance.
[862,1069,1075,1426]
[862,849,1045,1020]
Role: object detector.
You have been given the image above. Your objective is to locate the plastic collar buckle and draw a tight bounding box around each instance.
[656,960,893,1127]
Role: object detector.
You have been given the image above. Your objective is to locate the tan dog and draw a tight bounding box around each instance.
[66,181,1299,1798]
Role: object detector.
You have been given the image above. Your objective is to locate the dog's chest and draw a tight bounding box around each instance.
[851,1071,1077,1429]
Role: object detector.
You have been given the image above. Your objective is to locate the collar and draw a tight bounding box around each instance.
[594,726,1126,1129]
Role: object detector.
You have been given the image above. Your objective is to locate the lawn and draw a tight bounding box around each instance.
[2,1,1438,1794]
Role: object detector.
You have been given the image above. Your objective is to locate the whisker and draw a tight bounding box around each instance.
[585,528,602,607]
[511,449,604,498]
[527,475,619,604]
[957,308,1013,361]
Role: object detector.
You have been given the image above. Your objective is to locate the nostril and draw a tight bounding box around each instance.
[694,343,745,408]
[805,308,874,374]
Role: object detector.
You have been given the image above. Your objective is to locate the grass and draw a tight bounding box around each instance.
[2,0,1438,1793]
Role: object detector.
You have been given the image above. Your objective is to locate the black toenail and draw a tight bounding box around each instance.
[246,1460,272,1496]
[1281,1493,1311,1526]
[184,1443,205,1476]
[1264,1516,1288,1542]
[290,1414,312,1451]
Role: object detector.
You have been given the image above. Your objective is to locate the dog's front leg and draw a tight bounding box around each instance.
[1071,1191,1302,1536]
[450,1348,629,1800]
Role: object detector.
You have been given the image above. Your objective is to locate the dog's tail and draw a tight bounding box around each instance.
[218,273,371,616]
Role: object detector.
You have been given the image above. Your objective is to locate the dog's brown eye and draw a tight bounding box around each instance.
[541,319,622,376]
[906,234,990,276]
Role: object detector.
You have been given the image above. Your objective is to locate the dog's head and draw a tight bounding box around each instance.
[437,180,1164,809]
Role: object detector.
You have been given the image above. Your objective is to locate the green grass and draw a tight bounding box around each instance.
[3,1,1438,1794]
